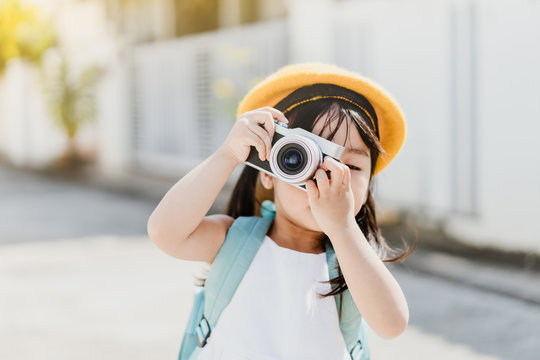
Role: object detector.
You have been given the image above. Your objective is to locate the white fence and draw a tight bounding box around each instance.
[131,18,288,176]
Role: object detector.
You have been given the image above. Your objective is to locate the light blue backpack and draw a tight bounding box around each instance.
[178,207,370,360]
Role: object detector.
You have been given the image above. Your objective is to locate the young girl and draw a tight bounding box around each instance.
[147,62,414,359]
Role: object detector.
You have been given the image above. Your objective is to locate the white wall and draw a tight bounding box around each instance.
[445,0,540,252]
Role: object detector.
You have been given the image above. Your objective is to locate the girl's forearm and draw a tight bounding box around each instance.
[147,147,239,243]
[328,226,409,340]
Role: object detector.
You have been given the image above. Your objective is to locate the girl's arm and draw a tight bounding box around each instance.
[147,149,238,263]
[329,227,409,340]
[147,107,288,263]
[306,157,409,339]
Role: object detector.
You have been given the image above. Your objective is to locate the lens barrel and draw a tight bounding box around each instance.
[269,134,322,184]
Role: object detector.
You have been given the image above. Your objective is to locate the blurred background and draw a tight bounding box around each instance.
[0,0,539,359]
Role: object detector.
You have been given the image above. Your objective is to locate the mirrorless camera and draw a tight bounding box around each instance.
[244,121,345,191]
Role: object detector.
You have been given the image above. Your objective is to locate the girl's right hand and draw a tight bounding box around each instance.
[218,106,289,165]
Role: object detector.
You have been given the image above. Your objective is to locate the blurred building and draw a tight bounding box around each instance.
[0,0,539,256]
[102,0,286,43]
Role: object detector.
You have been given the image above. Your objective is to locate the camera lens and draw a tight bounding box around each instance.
[269,134,322,185]
[284,150,301,169]
[278,145,307,175]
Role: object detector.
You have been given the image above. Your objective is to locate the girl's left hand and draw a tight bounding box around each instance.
[305,156,357,237]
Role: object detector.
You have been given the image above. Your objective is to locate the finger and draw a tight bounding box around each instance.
[245,128,267,161]
[323,157,345,185]
[305,179,319,202]
[315,168,330,195]
[342,164,351,188]
[246,121,272,160]
[249,110,276,140]
[261,106,289,125]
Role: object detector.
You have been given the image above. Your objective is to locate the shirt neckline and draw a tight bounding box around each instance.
[265,235,327,256]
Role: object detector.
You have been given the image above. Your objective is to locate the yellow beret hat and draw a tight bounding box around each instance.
[236,62,407,176]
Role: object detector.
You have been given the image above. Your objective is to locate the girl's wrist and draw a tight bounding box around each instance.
[326,218,359,242]
[215,146,242,168]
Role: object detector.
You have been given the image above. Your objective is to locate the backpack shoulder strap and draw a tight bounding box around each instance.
[204,215,273,329]
[326,242,371,360]
[178,215,273,360]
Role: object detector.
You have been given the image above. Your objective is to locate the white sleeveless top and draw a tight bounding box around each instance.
[197,235,349,360]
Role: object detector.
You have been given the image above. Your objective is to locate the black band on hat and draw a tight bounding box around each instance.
[273,83,380,139]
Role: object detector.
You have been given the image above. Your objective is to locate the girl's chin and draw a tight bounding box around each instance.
[282,207,321,233]
[304,207,323,232]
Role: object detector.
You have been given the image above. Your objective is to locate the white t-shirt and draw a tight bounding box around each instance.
[197,235,349,360]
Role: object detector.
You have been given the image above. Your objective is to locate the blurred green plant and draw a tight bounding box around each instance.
[43,51,103,169]
[0,0,101,171]
[0,0,55,75]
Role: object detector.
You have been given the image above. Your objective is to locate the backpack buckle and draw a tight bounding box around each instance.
[195,316,211,347]
[350,339,364,360]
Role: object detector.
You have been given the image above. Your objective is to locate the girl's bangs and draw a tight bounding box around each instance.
[284,100,386,175]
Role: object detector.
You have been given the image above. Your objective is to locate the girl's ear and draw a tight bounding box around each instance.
[259,172,274,190]
[255,172,274,217]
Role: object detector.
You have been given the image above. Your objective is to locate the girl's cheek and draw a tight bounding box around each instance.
[275,181,307,209]
[288,183,309,206]
[351,175,369,209]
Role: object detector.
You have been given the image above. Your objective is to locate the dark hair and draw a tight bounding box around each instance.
[199,84,417,320]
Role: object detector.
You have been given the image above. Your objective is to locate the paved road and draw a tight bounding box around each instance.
[388,263,540,359]
[0,165,158,244]
[1,165,539,359]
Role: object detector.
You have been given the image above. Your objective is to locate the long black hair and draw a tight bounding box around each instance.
[225,84,417,312]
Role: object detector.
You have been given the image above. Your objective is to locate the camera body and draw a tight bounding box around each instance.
[244,121,344,191]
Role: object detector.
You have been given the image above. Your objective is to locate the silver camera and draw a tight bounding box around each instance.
[244,121,345,191]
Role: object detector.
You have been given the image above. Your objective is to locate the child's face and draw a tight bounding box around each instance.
[265,112,372,233]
